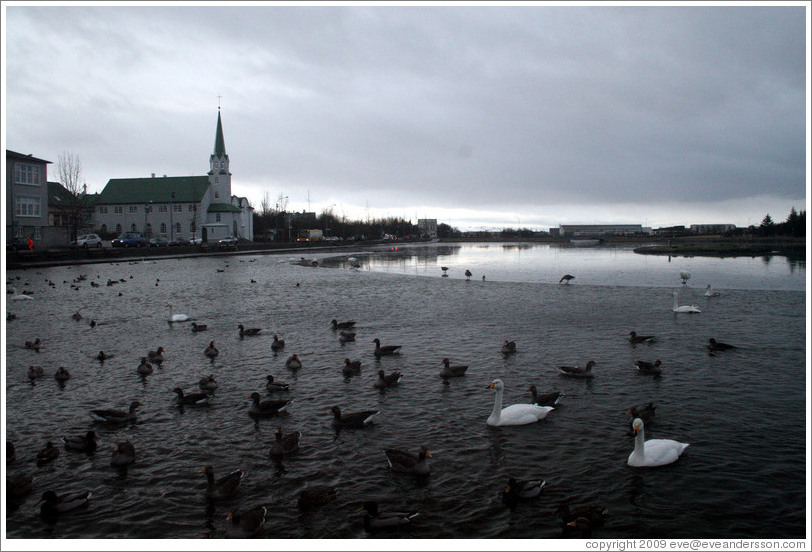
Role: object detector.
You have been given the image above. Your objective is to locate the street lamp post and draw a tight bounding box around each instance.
[169,192,175,242]
[144,202,151,238]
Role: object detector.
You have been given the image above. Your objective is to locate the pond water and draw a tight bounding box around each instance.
[3,243,807,544]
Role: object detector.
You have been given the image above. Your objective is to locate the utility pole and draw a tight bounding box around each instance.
[170,191,175,242]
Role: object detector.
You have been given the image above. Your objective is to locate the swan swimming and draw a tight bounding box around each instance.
[672,292,701,313]
[10,287,33,301]
[627,417,689,467]
[166,303,190,322]
[704,285,721,297]
[487,379,554,426]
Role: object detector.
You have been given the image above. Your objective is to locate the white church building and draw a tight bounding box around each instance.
[92,110,253,243]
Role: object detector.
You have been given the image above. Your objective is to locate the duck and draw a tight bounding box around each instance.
[110,440,136,468]
[502,477,546,508]
[89,401,142,424]
[339,331,356,343]
[628,331,656,344]
[297,486,338,511]
[147,346,165,363]
[7,473,34,504]
[38,490,92,517]
[627,402,656,428]
[238,324,261,337]
[375,369,402,389]
[329,406,379,428]
[54,367,71,383]
[269,427,301,459]
[204,341,219,359]
[565,517,595,538]
[361,501,420,533]
[440,358,468,378]
[62,431,97,453]
[558,360,596,378]
[173,387,212,406]
[557,501,608,530]
[248,392,292,417]
[96,350,111,362]
[137,357,154,376]
[71,311,82,321]
[36,441,60,466]
[166,303,190,322]
[191,322,208,332]
[342,358,362,377]
[285,354,302,370]
[373,338,401,357]
[527,386,562,407]
[271,334,285,352]
[634,359,663,374]
[464,269,473,280]
[627,417,689,467]
[559,274,575,284]
[673,291,701,313]
[707,338,737,352]
[25,338,41,351]
[487,379,554,426]
[225,505,267,538]
[27,365,44,380]
[384,445,431,475]
[200,465,243,500]
[331,319,356,330]
[501,340,517,354]
[704,284,721,297]
[199,374,218,392]
[265,375,290,392]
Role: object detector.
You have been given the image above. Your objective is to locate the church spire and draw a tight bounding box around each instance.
[214,109,226,157]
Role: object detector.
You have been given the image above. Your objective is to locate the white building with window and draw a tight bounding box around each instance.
[6,150,51,247]
[92,109,253,243]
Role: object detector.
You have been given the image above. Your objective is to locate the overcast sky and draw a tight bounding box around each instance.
[3,3,809,230]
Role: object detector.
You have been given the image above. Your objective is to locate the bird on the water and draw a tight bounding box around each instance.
[329,406,379,429]
[558,360,596,378]
[373,338,401,357]
[628,331,656,344]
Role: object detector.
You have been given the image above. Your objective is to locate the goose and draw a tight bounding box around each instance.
[375,369,402,389]
[384,445,431,475]
[110,440,136,468]
[331,319,356,330]
[566,517,595,538]
[10,287,33,300]
[342,358,362,377]
[487,379,554,426]
[297,486,338,511]
[373,338,401,357]
[559,274,575,284]
[226,505,267,538]
[361,501,420,533]
[137,357,154,376]
[71,311,82,321]
[166,303,190,323]
[265,375,290,392]
[54,367,71,383]
[557,502,608,530]
[27,365,44,380]
[96,350,111,362]
[502,477,546,508]
[271,334,285,352]
[627,417,689,467]
[627,402,656,430]
[704,284,721,297]
[285,354,302,370]
[147,347,165,363]
[238,324,261,337]
[204,341,219,359]
[501,340,516,354]
[329,406,379,428]
[528,386,562,407]
[673,291,701,313]
[199,374,218,392]
[38,490,92,517]
[440,358,468,379]
[247,392,292,417]
[90,401,142,424]
[191,322,208,332]
[7,473,34,504]
[707,338,736,352]
[465,269,473,280]
[269,427,301,459]
[25,338,41,351]
[200,465,243,500]
[36,441,60,466]
[173,387,211,406]
[62,431,97,453]
[339,331,356,343]
[628,331,656,344]
[558,360,596,378]
[634,359,662,374]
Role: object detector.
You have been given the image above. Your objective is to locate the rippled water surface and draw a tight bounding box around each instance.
[4,243,807,540]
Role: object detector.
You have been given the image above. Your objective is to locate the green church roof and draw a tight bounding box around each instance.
[214,111,226,156]
[207,203,242,213]
[97,176,209,204]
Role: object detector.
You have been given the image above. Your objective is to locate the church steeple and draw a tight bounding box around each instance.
[209,108,231,203]
[214,109,226,156]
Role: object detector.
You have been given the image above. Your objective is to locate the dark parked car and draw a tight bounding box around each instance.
[111,232,146,248]
[7,237,32,252]
[168,237,189,246]
[149,236,169,247]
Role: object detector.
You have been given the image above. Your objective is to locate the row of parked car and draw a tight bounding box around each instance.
[69,232,228,248]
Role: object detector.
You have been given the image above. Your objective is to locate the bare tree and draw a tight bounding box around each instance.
[260,191,272,217]
[55,151,90,242]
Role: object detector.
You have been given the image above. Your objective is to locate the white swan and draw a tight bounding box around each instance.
[672,292,701,313]
[679,271,691,285]
[487,379,554,426]
[166,303,190,322]
[10,287,33,300]
[704,285,721,297]
[627,417,689,467]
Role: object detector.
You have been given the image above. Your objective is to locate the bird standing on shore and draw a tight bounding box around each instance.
[559,274,575,284]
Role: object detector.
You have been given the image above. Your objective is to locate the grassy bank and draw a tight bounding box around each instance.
[632,236,806,258]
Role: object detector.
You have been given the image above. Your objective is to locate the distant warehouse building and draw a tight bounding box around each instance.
[418,218,438,239]
[690,224,736,235]
[558,224,644,238]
